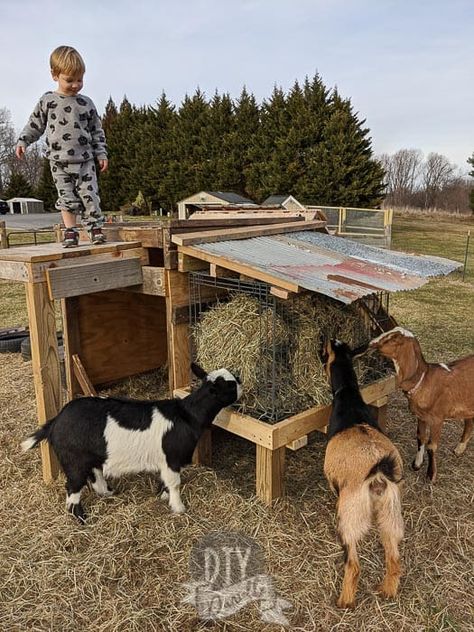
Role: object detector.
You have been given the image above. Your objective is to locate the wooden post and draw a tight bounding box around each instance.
[256,445,286,504]
[369,396,388,433]
[165,269,213,465]
[0,221,7,249]
[54,223,63,244]
[61,297,82,400]
[25,280,62,482]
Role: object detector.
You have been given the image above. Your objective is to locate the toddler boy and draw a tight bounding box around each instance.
[16,45,108,246]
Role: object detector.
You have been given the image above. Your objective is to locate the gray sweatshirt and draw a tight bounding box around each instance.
[17,91,107,164]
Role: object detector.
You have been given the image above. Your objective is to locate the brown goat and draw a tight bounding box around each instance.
[369,327,474,482]
[323,339,404,608]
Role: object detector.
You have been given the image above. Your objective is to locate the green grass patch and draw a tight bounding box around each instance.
[390,213,474,360]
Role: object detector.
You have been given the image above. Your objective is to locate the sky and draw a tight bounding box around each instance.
[1,0,473,173]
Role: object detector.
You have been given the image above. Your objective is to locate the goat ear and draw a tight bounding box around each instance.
[191,362,208,380]
[350,342,369,359]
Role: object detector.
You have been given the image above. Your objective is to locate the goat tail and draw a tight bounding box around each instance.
[365,455,404,539]
[21,420,54,452]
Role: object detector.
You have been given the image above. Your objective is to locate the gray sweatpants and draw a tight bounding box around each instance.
[51,160,104,227]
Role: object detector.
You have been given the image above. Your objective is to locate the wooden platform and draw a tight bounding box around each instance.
[0,219,397,503]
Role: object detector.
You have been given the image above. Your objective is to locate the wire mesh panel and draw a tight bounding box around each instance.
[189,272,392,423]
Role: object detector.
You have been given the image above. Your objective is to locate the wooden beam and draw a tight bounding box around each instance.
[165,270,191,393]
[256,445,286,504]
[178,244,300,293]
[0,260,29,282]
[178,252,208,273]
[174,388,274,449]
[25,279,62,482]
[270,286,290,300]
[192,428,212,466]
[124,266,166,296]
[171,220,326,246]
[0,240,144,263]
[46,258,143,300]
[0,221,7,249]
[61,296,82,399]
[286,435,308,451]
[72,354,98,396]
[25,247,148,284]
[209,263,239,278]
[272,375,395,449]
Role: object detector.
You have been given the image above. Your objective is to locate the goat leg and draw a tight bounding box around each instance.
[412,418,428,471]
[337,542,360,609]
[426,422,443,483]
[454,418,474,457]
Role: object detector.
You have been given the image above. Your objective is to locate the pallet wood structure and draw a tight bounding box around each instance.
[0,216,394,502]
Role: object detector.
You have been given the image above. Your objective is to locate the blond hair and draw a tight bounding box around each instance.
[50,46,85,77]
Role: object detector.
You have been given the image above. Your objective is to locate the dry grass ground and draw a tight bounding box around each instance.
[0,212,473,631]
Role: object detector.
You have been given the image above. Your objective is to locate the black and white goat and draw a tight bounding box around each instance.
[22,363,241,523]
[322,340,404,609]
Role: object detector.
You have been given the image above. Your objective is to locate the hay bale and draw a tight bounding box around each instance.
[192,293,289,417]
[192,291,389,422]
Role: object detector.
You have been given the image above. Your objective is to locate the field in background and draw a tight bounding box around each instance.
[0,212,473,631]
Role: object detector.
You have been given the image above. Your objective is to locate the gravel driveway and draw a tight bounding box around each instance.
[0,212,63,231]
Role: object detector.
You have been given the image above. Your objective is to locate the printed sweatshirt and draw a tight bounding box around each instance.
[17,91,107,164]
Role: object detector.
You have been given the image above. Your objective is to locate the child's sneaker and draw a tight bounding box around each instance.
[89,226,106,245]
[62,227,79,248]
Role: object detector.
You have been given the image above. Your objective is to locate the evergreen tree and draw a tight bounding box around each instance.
[229,87,260,198]
[4,171,33,199]
[172,89,212,201]
[34,159,57,211]
[245,85,289,200]
[135,94,177,211]
[298,89,385,206]
[100,97,139,212]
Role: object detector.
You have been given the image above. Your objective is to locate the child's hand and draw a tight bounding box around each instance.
[99,159,108,173]
[16,146,26,160]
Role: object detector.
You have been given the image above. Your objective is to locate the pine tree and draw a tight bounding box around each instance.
[100,97,139,212]
[246,85,289,200]
[136,94,177,211]
[4,171,33,199]
[298,89,384,206]
[172,89,212,201]
[34,159,57,211]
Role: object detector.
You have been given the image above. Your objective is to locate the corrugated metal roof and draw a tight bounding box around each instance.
[188,230,461,304]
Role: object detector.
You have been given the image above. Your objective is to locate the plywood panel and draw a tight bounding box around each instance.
[77,290,167,385]
[47,258,143,299]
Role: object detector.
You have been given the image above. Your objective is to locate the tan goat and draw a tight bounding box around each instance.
[323,339,404,608]
[369,327,474,482]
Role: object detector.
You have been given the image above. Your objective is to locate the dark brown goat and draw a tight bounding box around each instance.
[323,339,404,609]
[369,327,474,482]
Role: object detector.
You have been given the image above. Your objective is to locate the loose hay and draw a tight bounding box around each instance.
[1,354,473,632]
[192,291,389,421]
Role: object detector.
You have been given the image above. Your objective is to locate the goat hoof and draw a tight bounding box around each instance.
[171,502,186,514]
[411,459,422,471]
[376,583,398,599]
[454,444,466,457]
[336,596,355,609]
[69,503,87,524]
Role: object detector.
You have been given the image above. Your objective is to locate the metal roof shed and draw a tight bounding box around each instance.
[7,197,44,214]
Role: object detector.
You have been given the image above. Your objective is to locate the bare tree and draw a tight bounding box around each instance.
[379,149,423,206]
[422,152,456,209]
[0,107,15,192]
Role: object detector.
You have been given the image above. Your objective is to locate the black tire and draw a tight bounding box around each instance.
[0,326,29,353]
[21,333,64,362]
[0,337,24,353]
